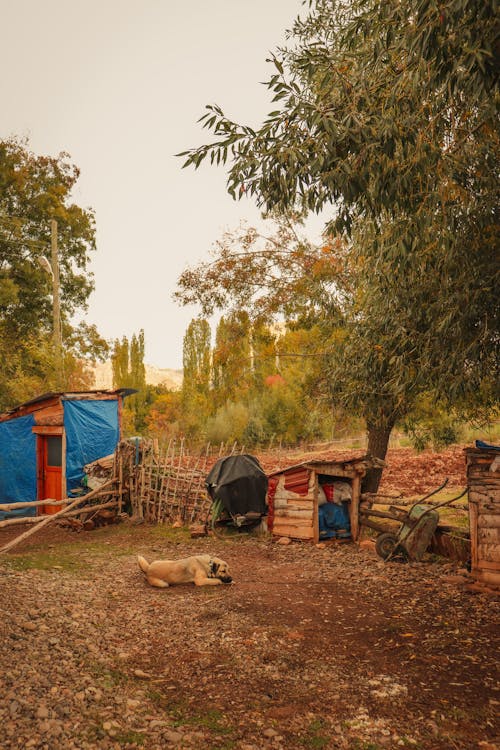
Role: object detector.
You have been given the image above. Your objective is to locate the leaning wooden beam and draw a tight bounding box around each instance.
[0,479,116,554]
[0,516,43,529]
[62,500,118,518]
[0,499,71,512]
[0,499,121,529]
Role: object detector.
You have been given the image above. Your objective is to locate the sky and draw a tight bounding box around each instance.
[1,0,326,370]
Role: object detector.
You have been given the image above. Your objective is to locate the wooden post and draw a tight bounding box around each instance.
[350,474,361,542]
[51,219,62,368]
[312,471,319,544]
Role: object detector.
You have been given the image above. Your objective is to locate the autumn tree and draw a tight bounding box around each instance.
[178,0,499,489]
[145,389,183,440]
[111,330,148,433]
[181,318,211,436]
[0,137,107,409]
[176,217,349,442]
[111,337,130,389]
[212,311,252,407]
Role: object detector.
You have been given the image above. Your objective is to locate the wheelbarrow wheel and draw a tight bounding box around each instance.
[375,532,399,560]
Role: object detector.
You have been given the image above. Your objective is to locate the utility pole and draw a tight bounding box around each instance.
[50,219,62,360]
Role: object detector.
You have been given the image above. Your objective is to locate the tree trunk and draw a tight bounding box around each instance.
[363,421,394,494]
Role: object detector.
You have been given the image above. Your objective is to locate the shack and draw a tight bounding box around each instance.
[465,444,500,588]
[267,455,381,543]
[0,390,134,520]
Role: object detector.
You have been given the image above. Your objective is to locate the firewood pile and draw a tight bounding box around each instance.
[84,454,115,490]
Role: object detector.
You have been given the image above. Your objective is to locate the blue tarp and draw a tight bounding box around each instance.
[476,440,500,452]
[63,399,119,495]
[318,501,351,539]
[0,414,37,519]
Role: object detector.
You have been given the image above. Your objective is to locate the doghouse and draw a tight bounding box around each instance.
[267,455,381,543]
[0,390,134,520]
[465,444,500,588]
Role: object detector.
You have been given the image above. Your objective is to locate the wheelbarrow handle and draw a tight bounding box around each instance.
[418,478,449,504]
[430,486,468,511]
[396,486,468,548]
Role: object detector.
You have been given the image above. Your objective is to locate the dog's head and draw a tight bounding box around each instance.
[210,557,232,584]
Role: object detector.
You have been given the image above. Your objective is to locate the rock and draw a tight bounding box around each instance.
[442,575,468,584]
[149,719,170,729]
[189,524,207,538]
[126,699,141,710]
[163,729,184,743]
[20,621,37,632]
[36,705,50,719]
[276,537,291,545]
[133,669,151,679]
[263,727,279,738]
[358,539,376,551]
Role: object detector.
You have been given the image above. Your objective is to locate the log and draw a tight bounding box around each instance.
[0,499,71,512]
[61,500,118,518]
[0,516,44,529]
[0,479,115,554]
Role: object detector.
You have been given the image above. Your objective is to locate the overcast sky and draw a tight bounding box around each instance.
[1,0,326,369]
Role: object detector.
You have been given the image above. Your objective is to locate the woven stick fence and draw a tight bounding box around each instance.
[118,438,243,525]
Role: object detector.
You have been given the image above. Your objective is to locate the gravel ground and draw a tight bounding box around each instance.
[0,521,499,750]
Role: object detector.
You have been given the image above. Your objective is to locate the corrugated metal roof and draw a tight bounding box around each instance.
[0,389,137,418]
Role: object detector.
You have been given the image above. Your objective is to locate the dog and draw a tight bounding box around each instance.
[137,553,232,588]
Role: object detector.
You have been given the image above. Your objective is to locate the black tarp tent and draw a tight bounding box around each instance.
[206,454,268,518]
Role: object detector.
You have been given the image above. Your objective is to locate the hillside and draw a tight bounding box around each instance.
[92,361,182,390]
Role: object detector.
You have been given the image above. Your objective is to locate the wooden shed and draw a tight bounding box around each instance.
[266,455,381,543]
[0,390,134,519]
[465,445,500,588]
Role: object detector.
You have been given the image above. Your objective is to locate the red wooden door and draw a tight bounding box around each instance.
[38,435,63,515]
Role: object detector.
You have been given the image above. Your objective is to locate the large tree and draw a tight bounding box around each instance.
[178,0,499,489]
[0,137,107,408]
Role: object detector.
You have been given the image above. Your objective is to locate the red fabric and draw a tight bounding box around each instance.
[322,483,334,502]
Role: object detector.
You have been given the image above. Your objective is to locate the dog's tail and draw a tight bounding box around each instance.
[137,555,150,575]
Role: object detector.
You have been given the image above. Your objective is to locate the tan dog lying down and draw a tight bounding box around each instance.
[137,554,232,588]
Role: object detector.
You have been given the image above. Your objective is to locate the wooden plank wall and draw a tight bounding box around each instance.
[272,470,317,542]
[466,448,500,588]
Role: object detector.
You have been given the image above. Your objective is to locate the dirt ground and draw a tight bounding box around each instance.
[1,519,498,750]
[0,445,498,750]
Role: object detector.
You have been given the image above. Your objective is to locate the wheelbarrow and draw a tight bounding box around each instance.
[359,479,468,562]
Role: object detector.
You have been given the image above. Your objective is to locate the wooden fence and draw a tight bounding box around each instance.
[115,438,244,525]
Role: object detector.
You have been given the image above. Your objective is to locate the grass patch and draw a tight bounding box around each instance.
[300,718,330,749]
[150,525,192,543]
[113,730,146,745]
[173,707,232,733]
[88,661,129,689]
[2,547,84,573]
[147,692,235,738]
